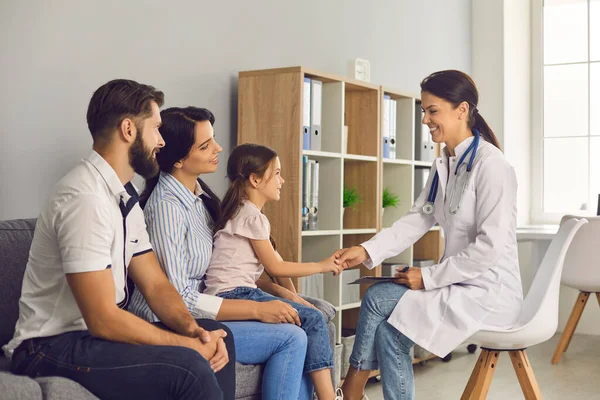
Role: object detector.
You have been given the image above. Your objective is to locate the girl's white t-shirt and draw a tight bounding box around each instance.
[204,200,270,295]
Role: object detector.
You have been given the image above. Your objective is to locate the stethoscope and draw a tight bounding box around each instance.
[422,129,480,215]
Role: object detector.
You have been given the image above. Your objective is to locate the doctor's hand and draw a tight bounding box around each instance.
[333,246,369,269]
[393,267,424,290]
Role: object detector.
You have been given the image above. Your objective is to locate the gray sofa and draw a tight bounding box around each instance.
[0,218,337,399]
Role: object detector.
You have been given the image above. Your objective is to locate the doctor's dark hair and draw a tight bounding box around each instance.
[139,107,221,224]
[215,143,278,249]
[86,79,164,143]
[420,70,501,150]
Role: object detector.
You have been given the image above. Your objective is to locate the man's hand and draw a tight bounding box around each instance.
[393,267,424,290]
[333,246,369,269]
[186,324,211,343]
[256,300,301,326]
[208,333,229,372]
[188,329,229,371]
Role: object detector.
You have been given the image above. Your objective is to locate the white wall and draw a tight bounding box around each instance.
[471,0,531,226]
[0,0,471,220]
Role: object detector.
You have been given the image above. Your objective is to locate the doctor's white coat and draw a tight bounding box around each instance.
[362,136,523,357]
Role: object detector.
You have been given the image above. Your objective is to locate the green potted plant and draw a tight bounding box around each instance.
[382,187,400,217]
[343,186,361,219]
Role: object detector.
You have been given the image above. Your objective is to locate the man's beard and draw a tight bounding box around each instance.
[129,128,159,179]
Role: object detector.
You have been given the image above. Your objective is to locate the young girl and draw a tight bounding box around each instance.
[204,143,344,400]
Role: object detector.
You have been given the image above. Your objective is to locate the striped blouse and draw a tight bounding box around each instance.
[128,172,223,321]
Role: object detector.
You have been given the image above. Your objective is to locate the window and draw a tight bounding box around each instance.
[538,0,600,219]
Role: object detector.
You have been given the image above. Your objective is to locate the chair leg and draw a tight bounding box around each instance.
[551,291,589,364]
[596,292,600,307]
[461,349,499,400]
[510,350,542,400]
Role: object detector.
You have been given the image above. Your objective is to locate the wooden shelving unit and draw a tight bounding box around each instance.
[237,67,445,370]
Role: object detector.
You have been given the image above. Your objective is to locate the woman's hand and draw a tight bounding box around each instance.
[256,300,302,325]
[318,254,344,276]
[393,266,424,290]
[333,246,369,269]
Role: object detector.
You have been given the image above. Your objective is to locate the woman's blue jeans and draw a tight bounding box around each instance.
[222,321,312,400]
[219,287,334,377]
[350,282,415,400]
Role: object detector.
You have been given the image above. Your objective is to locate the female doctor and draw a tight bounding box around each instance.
[334,70,523,400]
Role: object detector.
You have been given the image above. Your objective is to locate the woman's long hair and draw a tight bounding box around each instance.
[215,144,278,248]
[139,107,221,224]
[420,70,501,150]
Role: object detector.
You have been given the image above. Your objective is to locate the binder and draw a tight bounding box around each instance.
[382,95,390,158]
[303,78,311,150]
[308,160,319,230]
[310,80,322,151]
[390,99,397,159]
[301,156,310,230]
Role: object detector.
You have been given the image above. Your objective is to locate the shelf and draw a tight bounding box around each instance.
[383,158,412,165]
[302,230,341,237]
[338,301,362,311]
[303,150,342,159]
[343,154,378,162]
[342,229,377,235]
[414,160,433,167]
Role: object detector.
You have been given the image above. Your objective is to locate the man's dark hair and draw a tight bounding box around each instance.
[86,79,165,142]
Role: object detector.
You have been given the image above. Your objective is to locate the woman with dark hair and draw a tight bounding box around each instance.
[128,107,318,400]
[334,70,522,400]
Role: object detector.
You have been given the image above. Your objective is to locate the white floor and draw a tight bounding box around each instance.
[362,333,600,399]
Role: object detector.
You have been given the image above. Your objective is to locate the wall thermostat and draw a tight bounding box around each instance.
[350,58,371,82]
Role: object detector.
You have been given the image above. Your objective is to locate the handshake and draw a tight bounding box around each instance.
[317,245,370,276]
[319,245,424,290]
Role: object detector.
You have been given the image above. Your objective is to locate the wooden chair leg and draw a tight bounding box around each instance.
[596,292,600,307]
[510,350,542,400]
[462,349,499,400]
[461,349,488,400]
[551,291,589,364]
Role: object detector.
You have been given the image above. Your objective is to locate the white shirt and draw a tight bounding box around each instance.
[128,172,223,321]
[362,137,523,357]
[2,151,152,358]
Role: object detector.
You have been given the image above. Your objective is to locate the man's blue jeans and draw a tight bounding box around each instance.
[350,282,415,400]
[222,321,312,400]
[11,319,235,400]
[219,288,334,375]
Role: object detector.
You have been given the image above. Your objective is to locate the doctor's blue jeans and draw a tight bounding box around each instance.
[350,282,415,400]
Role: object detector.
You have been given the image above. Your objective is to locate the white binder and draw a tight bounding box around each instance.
[310,80,322,151]
[382,95,390,158]
[302,78,311,150]
[390,99,397,159]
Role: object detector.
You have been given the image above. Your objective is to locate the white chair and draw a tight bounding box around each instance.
[551,215,600,364]
[460,218,588,400]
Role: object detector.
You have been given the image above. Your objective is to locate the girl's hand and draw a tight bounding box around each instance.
[319,255,344,276]
[393,266,424,290]
[276,287,319,311]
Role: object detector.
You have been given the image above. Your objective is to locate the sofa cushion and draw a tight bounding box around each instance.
[235,362,262,399]
[0,371,42,400]
[0,219,37,347]
[35,377,99,400]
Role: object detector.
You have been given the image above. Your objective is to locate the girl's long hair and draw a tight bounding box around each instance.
[215,143,278,249]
